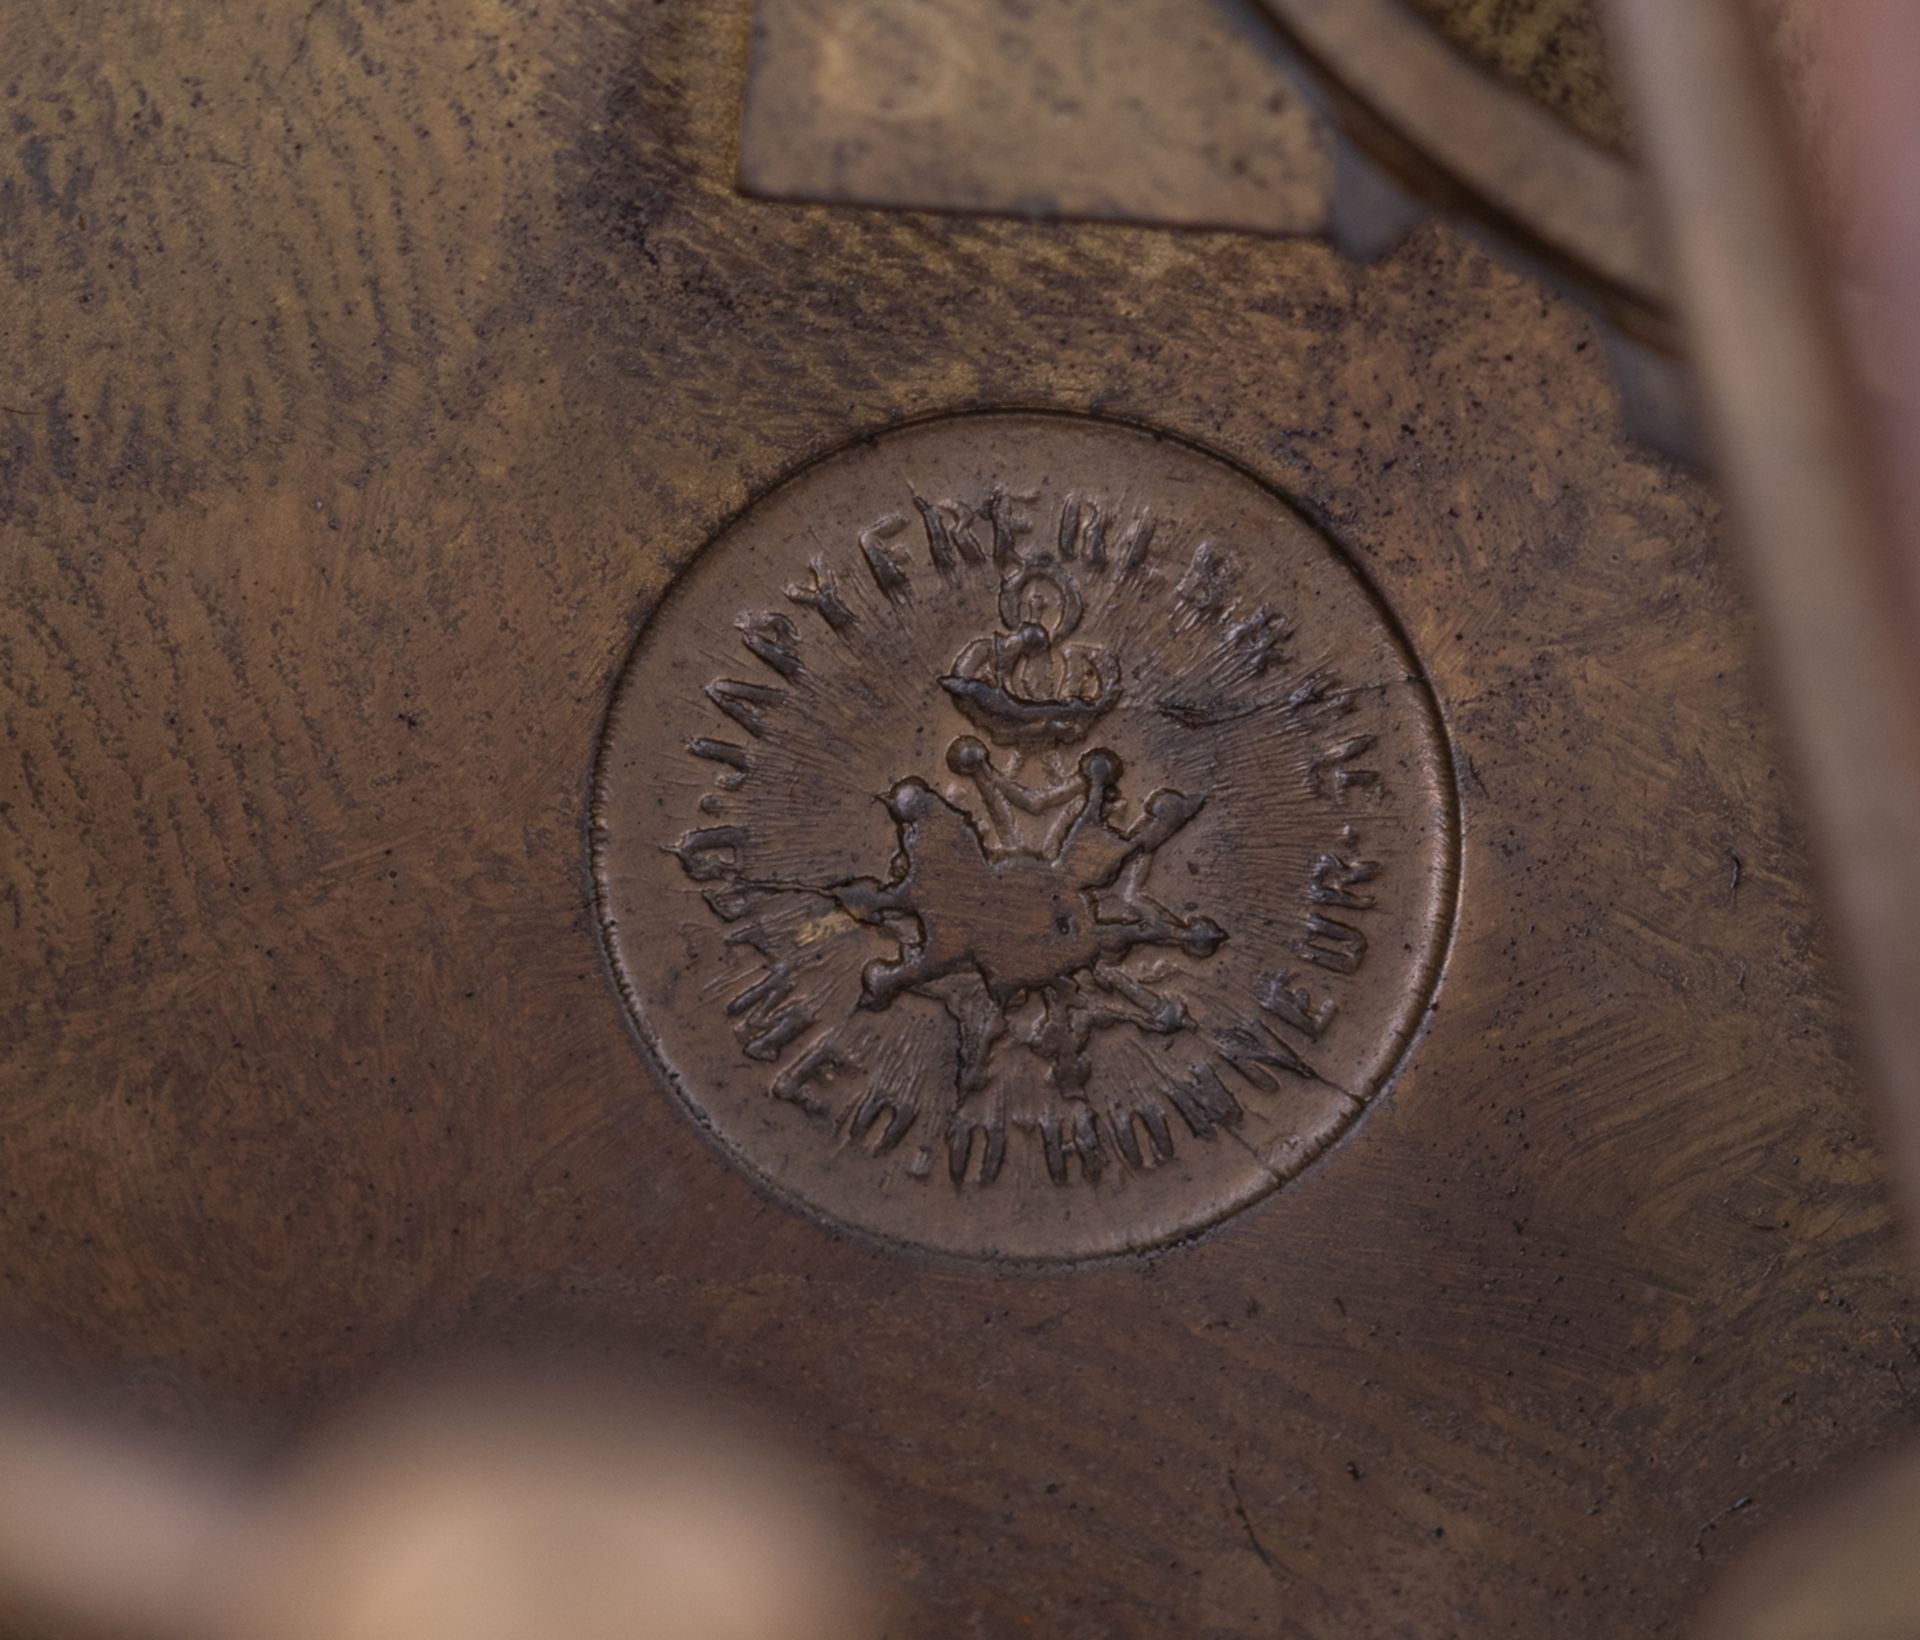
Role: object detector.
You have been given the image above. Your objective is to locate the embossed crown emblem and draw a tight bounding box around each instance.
[823,556,1227,1121]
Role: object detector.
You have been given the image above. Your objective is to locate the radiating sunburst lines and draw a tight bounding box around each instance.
[655,470,1430,1193]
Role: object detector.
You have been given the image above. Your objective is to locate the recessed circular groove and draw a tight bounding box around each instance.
[593,411,1460,1262]
[1258,0,1670,344]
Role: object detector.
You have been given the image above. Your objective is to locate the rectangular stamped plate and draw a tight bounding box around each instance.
[738,0,1336,233]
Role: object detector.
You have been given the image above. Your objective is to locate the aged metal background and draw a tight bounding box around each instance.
[1408,0,1628,149]
[739,0,1341,237]
[3,1,1918,1636]
[742,0,1667,339]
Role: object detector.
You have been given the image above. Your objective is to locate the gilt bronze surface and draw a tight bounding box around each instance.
[1,2,1915,1635]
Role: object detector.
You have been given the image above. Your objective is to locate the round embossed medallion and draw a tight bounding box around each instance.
[595,414,1457,1259]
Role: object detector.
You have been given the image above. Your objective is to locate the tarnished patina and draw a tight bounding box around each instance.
[2,0,1915,1635]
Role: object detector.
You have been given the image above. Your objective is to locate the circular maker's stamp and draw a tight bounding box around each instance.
[595,414,1456,1260]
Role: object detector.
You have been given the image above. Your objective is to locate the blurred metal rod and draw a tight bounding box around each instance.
[1601,0,1920,1225]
